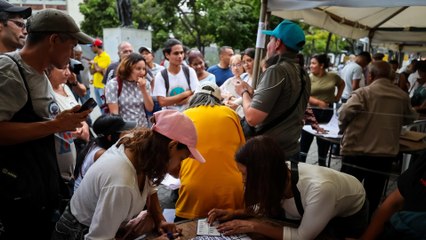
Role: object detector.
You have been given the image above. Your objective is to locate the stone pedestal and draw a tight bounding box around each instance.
[103,28,152,62]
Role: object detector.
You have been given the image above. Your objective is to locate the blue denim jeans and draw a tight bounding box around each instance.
[51,205,88,240]
[93,87,104,108]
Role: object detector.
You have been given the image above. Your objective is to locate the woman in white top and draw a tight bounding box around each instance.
[221,54,247,117]
[52,110,206,240]
[208,136,368,240]
[48,65,90,194]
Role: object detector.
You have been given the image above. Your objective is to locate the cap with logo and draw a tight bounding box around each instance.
[0,0,31,19]
[91,38,103,47]
[262,19,305,52]
[26,9,92,44]
[151,109,206,163]
[195,81,222,101]
[138,46,152,54]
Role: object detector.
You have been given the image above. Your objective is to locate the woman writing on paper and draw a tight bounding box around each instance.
[208,136,368,240]
[52,110,205,240]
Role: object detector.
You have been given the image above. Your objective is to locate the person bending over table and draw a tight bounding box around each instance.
[175,81,245,221]
[208,136,368,240]
[52,110,205,240]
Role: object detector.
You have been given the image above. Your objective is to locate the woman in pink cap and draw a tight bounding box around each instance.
[52,110,205,240]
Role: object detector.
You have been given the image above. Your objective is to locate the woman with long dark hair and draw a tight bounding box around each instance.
[208,136,368,240]
[52,110,205,240]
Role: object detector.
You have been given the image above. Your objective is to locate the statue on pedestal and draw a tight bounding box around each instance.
[116,0,132,27]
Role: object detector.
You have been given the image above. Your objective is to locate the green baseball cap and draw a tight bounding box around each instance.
[262,20,305,52]
[26,9,92,44]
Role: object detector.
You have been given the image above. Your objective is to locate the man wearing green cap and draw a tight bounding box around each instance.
[0,9,92,239]
[235,19,311,159]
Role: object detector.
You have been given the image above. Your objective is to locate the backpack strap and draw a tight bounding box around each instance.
[161,65,192,97]
[290,161,304,216]
[182,65,191,91]
[256,62,306,135]
[161,68,169,96]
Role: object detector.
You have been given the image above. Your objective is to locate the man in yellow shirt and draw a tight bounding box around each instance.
[90,38,111,109]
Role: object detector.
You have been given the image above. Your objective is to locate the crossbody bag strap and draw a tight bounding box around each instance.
[256,63,306,135]
[1,54,32,107]
[291,160,304,216]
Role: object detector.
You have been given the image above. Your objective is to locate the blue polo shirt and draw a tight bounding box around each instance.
[207,64,233,87]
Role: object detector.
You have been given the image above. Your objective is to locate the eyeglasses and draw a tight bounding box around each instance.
[8,19,26,29]
[231,63,242,68]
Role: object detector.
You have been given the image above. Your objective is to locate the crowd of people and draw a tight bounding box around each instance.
[0,1,425,239]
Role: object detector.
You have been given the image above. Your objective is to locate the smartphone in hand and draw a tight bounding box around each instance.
[76,98,97,113]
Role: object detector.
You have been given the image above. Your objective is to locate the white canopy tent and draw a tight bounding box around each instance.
[267,0,426,51]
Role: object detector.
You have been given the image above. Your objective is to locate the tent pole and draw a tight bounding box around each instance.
[325,32,332,53]
[252,0,268,89]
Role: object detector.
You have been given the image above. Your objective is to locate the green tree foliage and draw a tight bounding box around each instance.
[78,0,349,55]
[79,0,120,38]
[302,25,348,56]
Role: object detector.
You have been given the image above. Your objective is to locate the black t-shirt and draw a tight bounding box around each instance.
[397,157,426,212]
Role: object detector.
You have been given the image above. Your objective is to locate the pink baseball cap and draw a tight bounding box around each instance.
[152,110,206,163]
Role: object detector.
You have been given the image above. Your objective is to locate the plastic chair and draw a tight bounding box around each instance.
[407,119,426,132]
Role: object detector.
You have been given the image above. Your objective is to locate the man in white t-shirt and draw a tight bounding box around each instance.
[340,51,372,102]
[152,39,198,112]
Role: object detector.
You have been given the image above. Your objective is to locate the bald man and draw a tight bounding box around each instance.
[103,41,133,84]
[339,61,417,218]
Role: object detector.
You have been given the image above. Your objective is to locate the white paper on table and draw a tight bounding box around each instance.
[195,219,251,240]
[197,218,221,236]
[303,113,341,138]
[160,174,181,190]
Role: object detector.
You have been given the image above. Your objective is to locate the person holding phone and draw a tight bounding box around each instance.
[0,9,93,239]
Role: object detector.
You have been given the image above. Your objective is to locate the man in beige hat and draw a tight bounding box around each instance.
[0,9,93,239]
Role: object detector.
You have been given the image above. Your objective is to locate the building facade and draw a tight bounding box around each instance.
[7,0,84,27]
